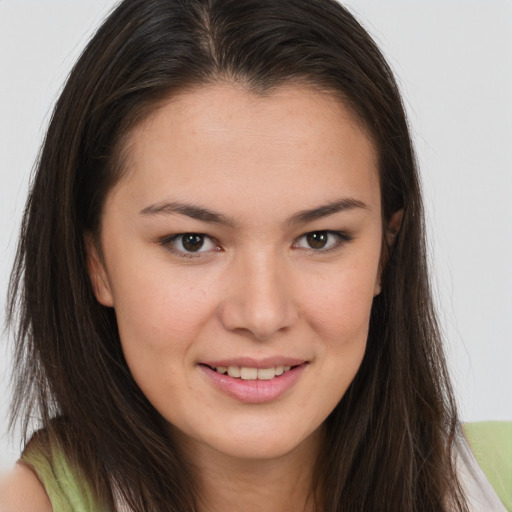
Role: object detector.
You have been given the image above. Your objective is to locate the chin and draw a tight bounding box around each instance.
[228,438,298,460]
[195,419,323,463]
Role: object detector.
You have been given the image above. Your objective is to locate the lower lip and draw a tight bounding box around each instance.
[199,364,307,404]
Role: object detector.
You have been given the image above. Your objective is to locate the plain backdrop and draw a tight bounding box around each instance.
[1,0,511,470]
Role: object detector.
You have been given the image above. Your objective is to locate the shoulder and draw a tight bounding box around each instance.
[0,463,52,512]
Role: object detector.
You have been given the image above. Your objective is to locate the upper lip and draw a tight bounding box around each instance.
[201,357,307,369]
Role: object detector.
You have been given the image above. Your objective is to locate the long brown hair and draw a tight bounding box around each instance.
[8,0,468,510]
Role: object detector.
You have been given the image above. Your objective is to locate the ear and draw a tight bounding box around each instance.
[386,208,403,245]
[374,209,403,296]
[84,232,114,307]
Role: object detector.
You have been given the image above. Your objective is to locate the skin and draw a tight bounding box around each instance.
[0,83,398,511]
[0,464,52,511]
[86,83,391,512]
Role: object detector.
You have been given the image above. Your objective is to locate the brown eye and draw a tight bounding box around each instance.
[306,232,329,249]
[294,230,350,252]
[181,234,205,252]
[163,233,219,255]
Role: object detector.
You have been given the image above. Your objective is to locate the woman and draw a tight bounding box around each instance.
[0,0,506,510]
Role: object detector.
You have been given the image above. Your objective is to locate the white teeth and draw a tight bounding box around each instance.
[227,366,241,378]
[256,368,276,380]
[240,367,258,380]
[214,365,295,380]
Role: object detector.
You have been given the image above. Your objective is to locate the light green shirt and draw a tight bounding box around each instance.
[21,442,106,511]
[21,422,511,511]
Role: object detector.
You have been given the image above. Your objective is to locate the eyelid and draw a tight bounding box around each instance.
[157,230,351,257]
[159,233,221,258]
[293,230,352,252]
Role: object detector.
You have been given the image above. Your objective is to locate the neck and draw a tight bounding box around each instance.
[185,431,322,512]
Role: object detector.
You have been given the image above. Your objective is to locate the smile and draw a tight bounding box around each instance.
[211,365,293,380]
[199,361,308,403]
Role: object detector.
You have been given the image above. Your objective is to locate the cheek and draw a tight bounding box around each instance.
[108,263,218,358]
[108,268,220,411]
[306,262,378,341]
[301,254,379,394]
[314,289,371,378]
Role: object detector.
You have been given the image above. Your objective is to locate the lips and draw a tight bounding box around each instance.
[199,358,308,403]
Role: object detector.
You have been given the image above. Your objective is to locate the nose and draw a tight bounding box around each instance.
[218,250,299,340]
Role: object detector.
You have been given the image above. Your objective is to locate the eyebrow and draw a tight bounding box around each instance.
[139,197,368,226]
[288,198,368,225]
[139,201,233,226]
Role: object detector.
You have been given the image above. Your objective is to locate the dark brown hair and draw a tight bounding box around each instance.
[8,0,468,510]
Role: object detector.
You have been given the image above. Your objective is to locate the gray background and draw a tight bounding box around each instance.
[1,0,511,470]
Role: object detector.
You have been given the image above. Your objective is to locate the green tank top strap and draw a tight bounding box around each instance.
[464,421,512,512]
[20,440,106,512]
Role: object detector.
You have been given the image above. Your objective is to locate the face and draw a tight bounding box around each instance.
[87,83,384,463]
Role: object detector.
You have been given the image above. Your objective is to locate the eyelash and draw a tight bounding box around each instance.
[158,230,352,258]
[159,233,221,259]
[293,230,352,253]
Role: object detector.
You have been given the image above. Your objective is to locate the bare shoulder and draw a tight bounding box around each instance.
[0,463,52,512]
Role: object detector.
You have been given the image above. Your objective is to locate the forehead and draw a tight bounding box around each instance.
[110,83,380,220]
